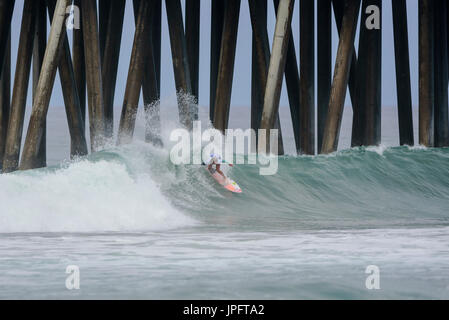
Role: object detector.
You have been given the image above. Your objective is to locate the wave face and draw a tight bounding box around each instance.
[1,139,448,233]
[159,145,449,230]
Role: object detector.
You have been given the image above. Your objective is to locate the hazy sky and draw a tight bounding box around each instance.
[9,0,419,110]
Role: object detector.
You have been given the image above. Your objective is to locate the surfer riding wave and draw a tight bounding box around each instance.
[203,153,233,180]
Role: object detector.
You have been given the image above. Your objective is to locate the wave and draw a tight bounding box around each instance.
[1,137,449,233]
[0,144,195,233]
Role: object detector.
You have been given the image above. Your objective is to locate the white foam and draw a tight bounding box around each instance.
[366,144,388,155]
[0,157,195,233]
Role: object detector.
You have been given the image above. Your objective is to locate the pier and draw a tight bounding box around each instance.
[0,0,448,173]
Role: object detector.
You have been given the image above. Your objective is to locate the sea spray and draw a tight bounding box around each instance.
[0,148,195,233]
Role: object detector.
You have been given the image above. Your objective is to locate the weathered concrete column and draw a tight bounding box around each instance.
[132,0,161,146]
[33,0,47,168]
[357,0,382,147]
[102,0,125,139]
[210,0,225,122]
[186,0,200,104]
[47,0,88,157]
[419,0,434,147]
[0,0,14,80]
[20,0,69,170]
[273,0,300,154]
[2,0,36,173]
[165,0,195,128]
[153,0,162,97]
[82,0,105,151]
[248,0,284,155]
[392,0,414,146]
[117,0,153,144]
[317,0,332,153]
[0,34,10,169]
[258,0,294,154]
[250,0,268,140]
[213,0,241,132]
[321,0,361,154]
[73,0,86,124]
[333,0,361,147]
[433,0,449,147]
[299,0,315,155]
[98,0,109,63]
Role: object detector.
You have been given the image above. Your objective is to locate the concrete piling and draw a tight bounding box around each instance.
[0,34,10,169]
[0,0,14,80]
[33,0,47,168]
[72,0,86,125]
[2,0,37,172]
[273,0,300,155]
[209,0,225,122]
[392,0,414,146]
[258,0,294,154]
[165,0,195,128]
[132,0,161,146]
[81,0,106,151]
[356,0,382,147]
[213,0,241,133]
[249,0,284,155]
[321,0,361,154]
[433,0,449,147]
[101,0,125,139]
[186,0,200,104]
[419,0,434,147]
[317,0,332,153]
[299,0,315,155]
[47,0,88,157]
[20,0,69,170]
[117,0,153,144]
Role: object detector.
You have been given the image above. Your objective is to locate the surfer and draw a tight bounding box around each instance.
[205,153,233,179]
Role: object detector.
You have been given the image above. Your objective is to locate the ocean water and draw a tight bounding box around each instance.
[0,99,449,299]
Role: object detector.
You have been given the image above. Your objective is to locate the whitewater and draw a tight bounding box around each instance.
[0,100,448,299]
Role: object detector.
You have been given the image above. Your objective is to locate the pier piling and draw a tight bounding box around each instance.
[419,0,435,147]
[317,0,332,153]
[47,0,88,157]
[258,0,294,154]
[186,0,200,104]
[357,0,382,147]
[20,0,69,170]
[102,0,125,139]
[72,0,86,125]
[82,0,105,151]
[299,0,315,155]
[209,0,224,122]
[118,0,153,144]
[0,34,10,169]
[392,0,414,146]
[321,0,361,154]
[433,0,449,147]
[165,0,195,128]
[249,0,284,155]
[213,0,240,133]
[2,0,37,173]
[33,0,47,168]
